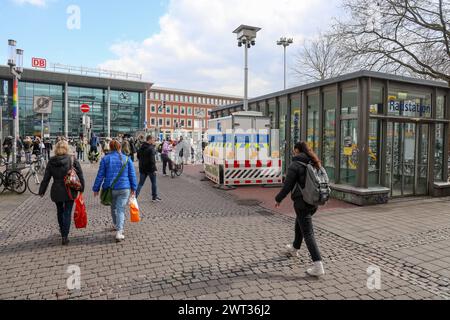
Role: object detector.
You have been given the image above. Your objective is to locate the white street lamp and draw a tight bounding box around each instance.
[277,37,293,90]
[233,25,261,112]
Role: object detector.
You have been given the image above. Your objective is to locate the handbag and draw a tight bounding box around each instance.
[129,196,140,223]
[74,193,87,229]
[100,155,129,206]
[65,156,82,200]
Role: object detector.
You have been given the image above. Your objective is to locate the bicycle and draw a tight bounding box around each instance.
[0,155,6,167]
[170,155,184,179]
[23,160,45,195]
[0,163,27,194]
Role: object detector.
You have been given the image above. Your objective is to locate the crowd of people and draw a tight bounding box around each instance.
[2,135,53,164]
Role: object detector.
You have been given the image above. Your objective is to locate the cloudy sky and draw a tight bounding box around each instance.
[1,0,344,97]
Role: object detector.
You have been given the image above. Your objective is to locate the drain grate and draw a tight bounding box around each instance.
[256,210,274,216]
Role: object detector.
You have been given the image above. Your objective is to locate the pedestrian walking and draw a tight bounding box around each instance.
[44,138,53,161]
[136,135,161,202]
[90,133,99,154]
[2,136,12,163]
[93,140,137,242]
[32,137,42,158]
[161,138,173,176]
[38,140,85,246]
[275,141,325,277]
[76,139,85,161]
[23,136,32,164]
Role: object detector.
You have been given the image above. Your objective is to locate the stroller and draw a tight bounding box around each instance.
[88,150,100,164]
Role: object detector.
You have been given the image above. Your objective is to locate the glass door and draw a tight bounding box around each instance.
[385,122,429,197]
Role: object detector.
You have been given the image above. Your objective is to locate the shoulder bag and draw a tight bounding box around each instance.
[100,155,129,206]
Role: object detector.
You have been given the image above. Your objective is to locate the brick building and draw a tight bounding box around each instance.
[146,87,241,139]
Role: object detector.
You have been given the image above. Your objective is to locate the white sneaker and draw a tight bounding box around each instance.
[115,231,125,242]
[286,244,300,257]
[306,261,325,277]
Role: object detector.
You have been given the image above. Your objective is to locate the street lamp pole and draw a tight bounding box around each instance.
[277,37,293,90]
[7,40,24,166]
[233,25,261,112]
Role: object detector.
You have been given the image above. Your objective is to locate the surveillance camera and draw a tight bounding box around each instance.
[251,40,256,46]
[241,38,247,44]
[238,41,242,47]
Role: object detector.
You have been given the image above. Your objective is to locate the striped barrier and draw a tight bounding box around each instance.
[223,159,282,186]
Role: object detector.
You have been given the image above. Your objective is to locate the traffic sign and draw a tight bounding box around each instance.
[80,104,90,113]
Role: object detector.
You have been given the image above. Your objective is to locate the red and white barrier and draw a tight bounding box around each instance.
[223,159,282,186]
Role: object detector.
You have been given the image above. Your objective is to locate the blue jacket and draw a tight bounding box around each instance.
[93,151,137,192]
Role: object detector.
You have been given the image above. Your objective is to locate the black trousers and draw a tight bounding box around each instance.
[161,154,173,174]
[56,201,74,238]
[292,202,322,262]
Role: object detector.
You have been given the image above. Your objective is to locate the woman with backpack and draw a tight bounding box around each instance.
[93,140,137,242]
[38,140,85,246]
[275,141,325,277]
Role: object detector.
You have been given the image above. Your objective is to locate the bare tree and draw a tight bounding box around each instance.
[292,33,358,84]
[333,0,450,85]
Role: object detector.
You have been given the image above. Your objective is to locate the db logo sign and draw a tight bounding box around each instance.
[32,58,47,69]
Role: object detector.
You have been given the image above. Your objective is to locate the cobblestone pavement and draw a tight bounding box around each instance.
[1,163,449,300]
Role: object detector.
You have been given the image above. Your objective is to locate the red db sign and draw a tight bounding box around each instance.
[32,58,47,69]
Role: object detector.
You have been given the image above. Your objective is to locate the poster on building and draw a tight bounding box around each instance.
[33,96,53,114]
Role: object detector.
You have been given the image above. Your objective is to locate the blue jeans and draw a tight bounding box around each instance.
[56,201,74,238]
[111,189,131,232]
[136,172,157,200]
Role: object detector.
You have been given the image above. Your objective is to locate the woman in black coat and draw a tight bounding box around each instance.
[275,141,325,277]
[39,140,85,245]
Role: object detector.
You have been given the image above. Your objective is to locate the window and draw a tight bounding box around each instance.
[158,104,164,114]
[323,91,336,181]
[437,95,445,119]
[187,119,192,128]
[150,118,156,126]
[150,104,156,113]
[435,123,445,181]
[368,119,382,187]
[187,107,192,115]
[166,118,171,127]
[307,93,320,155]
[194,96,198,104]
[341,87,358,115]
[370,85,384,114]
[180,119,185,127]
[173,106,179,115]
[149,92,155,100]
[155,92,160,100]
[180,106,186,115]
[158,118,163,126]
[340,119,358,185]
[388,88,431,118]
[166,105,171,114]
[290,94,301,153]
[175,95,179,102]
[170,94,174,101]
[207,98,211,104]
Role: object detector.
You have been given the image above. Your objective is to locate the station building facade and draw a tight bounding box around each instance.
[0,65,152,140]
[146,87,241,140]
[211,71,450,205]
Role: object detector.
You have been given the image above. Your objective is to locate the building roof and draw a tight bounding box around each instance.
[150,86,242,100]
[0,65,153,92]
[212,70,449,113]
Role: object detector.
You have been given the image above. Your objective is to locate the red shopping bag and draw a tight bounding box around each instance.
[74,193,88,229]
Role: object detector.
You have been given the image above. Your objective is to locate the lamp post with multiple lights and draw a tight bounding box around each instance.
[7,39,24,166]
[233,25,261,112]
[277,37,293,90]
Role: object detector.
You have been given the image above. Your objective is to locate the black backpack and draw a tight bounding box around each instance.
[157,144,163,153]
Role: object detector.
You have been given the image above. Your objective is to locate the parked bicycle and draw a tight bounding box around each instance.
[0,163,27,194]
[23,160,45,195]
[170,155,184,179]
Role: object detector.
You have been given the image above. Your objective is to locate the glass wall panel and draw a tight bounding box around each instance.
[307,93,319,154]
[435,123,445,181]
[340,119,358,185]
[290,94,301,152]
[268,99,278,129]
[279,97,288,171]
[368,119,382,186]
[437,95,445,119]
[341,87,358,115]
[370,85,384,114]
[388,88,431,118]
[323,91,336,181]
